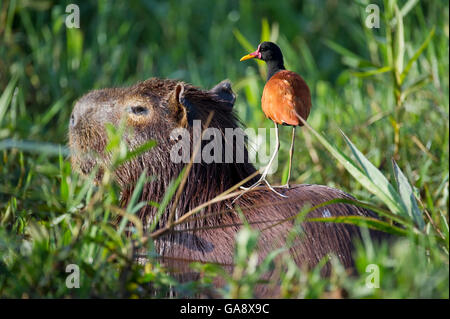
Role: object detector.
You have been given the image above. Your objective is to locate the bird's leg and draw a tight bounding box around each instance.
[241,123,280,190]
[232,124,287,203]
[279,126,295,188]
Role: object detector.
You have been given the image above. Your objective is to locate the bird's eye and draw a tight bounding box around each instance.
[128,105,148,115]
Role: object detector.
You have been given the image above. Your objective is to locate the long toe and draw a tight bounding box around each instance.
[274,183,290,189]
[233,180,263,203]
[263,180,288,198]
[240,178,264,191]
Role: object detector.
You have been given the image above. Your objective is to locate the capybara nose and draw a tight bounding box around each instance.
[70,99,93,129]
[69,105,85,128]
[69,112,76,128]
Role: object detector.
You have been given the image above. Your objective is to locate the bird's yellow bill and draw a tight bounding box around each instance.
[240,54,256,61]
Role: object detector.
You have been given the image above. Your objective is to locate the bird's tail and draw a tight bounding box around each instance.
[293,110,308,126]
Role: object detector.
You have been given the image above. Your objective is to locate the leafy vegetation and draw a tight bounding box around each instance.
[0,0,448,298]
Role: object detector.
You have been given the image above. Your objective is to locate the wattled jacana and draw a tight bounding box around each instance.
[236,41,311,200]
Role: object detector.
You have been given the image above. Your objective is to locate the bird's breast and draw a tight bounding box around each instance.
[261,70,311,126]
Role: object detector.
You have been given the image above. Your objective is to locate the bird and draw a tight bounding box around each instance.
[234,41,312,201]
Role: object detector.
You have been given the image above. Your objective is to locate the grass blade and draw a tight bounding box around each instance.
[394,5,405,82]
[340,130,405,216]
[298,115,405,217]
[149,168,185,232]
[233,28,255,53]
[0,139,70,156]
[306,215,409,237]
[0,77,18,124]
[118,169,148,234]
[260,18,270,42]
[351,66,392,78]
[392,160,425,229]
[400,27,435,84]
[323,39,376,68]
[116,140,157,167]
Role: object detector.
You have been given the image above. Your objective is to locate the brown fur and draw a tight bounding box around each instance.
[69,78,378,297]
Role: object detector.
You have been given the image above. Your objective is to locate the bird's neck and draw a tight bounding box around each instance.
[266,60,285,81]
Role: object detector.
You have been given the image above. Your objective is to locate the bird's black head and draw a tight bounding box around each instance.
[258,41,284,63]
[240,41,284,64]
[240,41,285,80]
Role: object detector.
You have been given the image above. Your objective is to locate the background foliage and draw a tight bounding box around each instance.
[0,0,448,298]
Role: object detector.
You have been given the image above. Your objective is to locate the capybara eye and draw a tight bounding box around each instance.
[128,105,148,115]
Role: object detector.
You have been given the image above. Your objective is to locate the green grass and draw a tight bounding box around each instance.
[0,0,448,298]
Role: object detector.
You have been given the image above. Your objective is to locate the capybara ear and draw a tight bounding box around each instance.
[209,80,236,108]
[168,83,189,128]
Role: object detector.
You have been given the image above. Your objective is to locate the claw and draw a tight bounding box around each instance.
[274,183,290,189]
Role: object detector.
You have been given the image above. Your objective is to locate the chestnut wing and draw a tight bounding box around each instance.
[261,70,311,126]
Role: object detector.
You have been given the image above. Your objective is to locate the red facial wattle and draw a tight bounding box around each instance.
[240,44,262,61]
